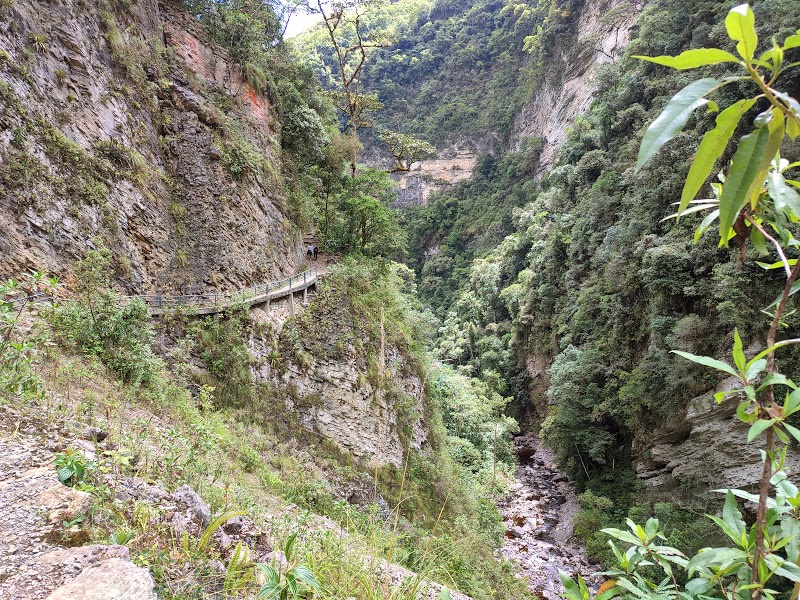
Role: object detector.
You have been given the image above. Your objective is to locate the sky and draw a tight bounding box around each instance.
[283,9,322,38]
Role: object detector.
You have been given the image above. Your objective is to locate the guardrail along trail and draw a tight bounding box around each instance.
[137,267,321,316]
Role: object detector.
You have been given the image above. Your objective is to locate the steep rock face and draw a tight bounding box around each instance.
[392,141,478,207]
[511,0,638,171]
[247,297,430,467]
[635,377,800,496]
[0,0,301,292]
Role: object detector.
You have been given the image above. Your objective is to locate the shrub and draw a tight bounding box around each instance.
[49,246,160,385]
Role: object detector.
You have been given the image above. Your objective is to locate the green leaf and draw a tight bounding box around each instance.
[733,328,746,374]
[680,98,756,214]
[694,209,720,242]
[559,572,588,600]
[785,388,800,417]
[635,78,720,172]
[634,48,740,70]
[769,172,800,218]
[737,400,756,423]
[723,490,746,538]
[290,566,321,590]
[440,589,452,600]
[784,423,800,443]
[757,372,796,392]
[750,226,768,254]
[718,123,773,241]
[748,418,776,442]
[767,281,800,309]
[775,561,800,583]
[726,4,758,60]
[744,356,766,381]
[672,350,739,377]
[601,527,642,546]
[757,259,797,270]
[755,110,788,208]
[707,514,745,546]
[784,33,800,50]
[663,203,718,220]
[596,585,620,600]
[284,532,297,560]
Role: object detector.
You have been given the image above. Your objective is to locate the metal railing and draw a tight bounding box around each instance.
[135,268,317,313]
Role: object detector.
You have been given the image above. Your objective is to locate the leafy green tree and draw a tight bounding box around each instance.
[331,168,406,256]
[378,128,436,172]
[297,0,393,175]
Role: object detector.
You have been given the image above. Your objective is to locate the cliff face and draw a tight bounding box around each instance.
[510,0,638,171]
[0,0,302,293]
[392,141,478,207]
[252,322,429,467]
[635,377,800,496]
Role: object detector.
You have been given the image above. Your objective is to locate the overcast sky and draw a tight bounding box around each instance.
[284,10,322,38]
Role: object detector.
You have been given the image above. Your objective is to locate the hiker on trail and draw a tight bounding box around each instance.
[313,246,318,260]
[306,244,313,258]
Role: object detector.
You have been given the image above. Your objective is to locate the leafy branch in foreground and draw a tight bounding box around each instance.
[563,5,800,600]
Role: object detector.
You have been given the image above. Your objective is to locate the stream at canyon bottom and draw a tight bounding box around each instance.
[499,433,600,598]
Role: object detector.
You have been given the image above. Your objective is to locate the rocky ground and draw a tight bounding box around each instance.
[0,400,472,599]
[0,405,158,599]
[500,433,600,598]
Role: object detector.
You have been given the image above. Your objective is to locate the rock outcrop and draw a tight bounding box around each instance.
[511,0,638,171]
[392,140,479,207]
[45,558,157,600]
[635,377,800,497]
[0,0,302,292]
[250,318,430,467]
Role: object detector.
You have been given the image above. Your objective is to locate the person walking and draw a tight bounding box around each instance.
[306,244,313,259]
[313,246,318,260]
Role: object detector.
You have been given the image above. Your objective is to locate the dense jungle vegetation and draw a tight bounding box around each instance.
[3,0,800,596]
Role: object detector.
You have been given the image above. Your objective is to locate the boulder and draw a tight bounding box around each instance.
[46,558,157,600]
[172,485,211,527]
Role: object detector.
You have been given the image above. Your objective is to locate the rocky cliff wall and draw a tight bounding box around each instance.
[511,0,638,171]
[634,376,800,497]
[392,141,478,207]
[245,282,430,467]
[0,0,302,293]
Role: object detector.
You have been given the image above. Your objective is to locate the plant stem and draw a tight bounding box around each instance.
[752,257,800,599]
[744,213,792,277]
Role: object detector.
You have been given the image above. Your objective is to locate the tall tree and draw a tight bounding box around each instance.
[297,0,393,175]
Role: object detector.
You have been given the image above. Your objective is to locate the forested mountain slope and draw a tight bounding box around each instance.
[399,0,800,499]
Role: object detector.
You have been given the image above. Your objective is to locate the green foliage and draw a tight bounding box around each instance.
[428,365,518,480]
[560,5,800,600]
[191,309,256,410]
[218,133,265,179]
[379,128,436,171]
[326,167,407,256]
[323,0,568,143]
[49,246,160,385]
[0,272,55,400]
[55,448,94,487]
[257,533,322,599]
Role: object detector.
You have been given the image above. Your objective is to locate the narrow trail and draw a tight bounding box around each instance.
[500,433,599,598]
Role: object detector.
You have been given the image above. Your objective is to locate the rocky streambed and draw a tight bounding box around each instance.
[499,433,599,598]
